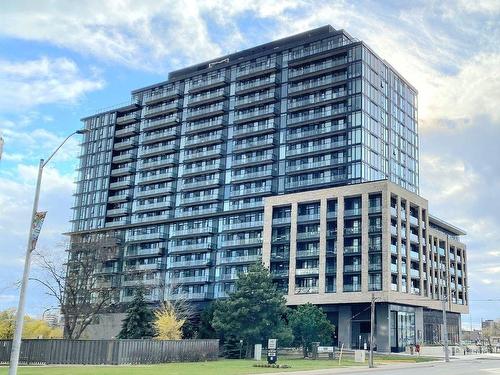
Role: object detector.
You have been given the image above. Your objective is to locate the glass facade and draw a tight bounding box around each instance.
[71,26,421,304]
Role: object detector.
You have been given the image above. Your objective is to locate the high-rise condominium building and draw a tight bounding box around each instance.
[70,25,467,350]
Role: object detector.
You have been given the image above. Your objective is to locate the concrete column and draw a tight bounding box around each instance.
[338,305,352,349]
[319,198,327,294]
[405,200,411,293]
[396,196,403,292]
[262,202,273,268]
[288,202,298,297]
[376,303,390,352]
[418,206,425,295]
[336,196,345,293]
[382,187,391,292]
[361,193,369,293]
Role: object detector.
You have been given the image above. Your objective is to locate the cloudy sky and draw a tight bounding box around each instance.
[0,0,498,326]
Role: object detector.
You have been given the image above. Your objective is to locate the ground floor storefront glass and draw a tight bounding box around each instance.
[390,310,416,352]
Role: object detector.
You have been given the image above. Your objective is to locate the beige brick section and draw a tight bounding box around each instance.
[262,180,469,314]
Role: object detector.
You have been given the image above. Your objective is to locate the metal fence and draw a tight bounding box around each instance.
[0,339,219,365]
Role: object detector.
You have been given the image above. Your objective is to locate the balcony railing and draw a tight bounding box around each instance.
[232,153,276,166]
[230,185,274,197]
[295,286,319,294]
[296,231,320,240]
[288,74,347,94]
[296,249,319,257]
[126,231,166,242]
[235,60,278,78]
[221,238,263,247]
[234,106,277,122]
[167,258,212,268]
[286,140,346,156]
[289,57,348,78]
[232,169,274,182]
[343,284,361,292]
[288,107,347,125]
[144,86,181,104]
[344,264,361,272]
[218,254,261,264]
[296,267,319,276]
[288,90,347,110]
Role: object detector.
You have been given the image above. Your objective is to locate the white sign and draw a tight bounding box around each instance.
[268,339,277,350]
[318,346,334,353]
[354,349,366,362]
[254,344,262,361]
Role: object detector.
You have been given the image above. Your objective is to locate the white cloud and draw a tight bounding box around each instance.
[0,57,104,111]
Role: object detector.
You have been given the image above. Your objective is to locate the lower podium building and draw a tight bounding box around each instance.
[262,180,468,352]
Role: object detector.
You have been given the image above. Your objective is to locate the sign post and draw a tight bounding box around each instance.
[267,339,277,364]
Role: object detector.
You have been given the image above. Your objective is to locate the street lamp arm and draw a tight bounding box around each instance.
[42,131,78,168]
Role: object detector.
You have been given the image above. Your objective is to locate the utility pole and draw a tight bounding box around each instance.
[369,293,375,368]
[442,295,449,362]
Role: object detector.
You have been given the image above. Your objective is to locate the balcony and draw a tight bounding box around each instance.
[135,186,174,198]
[181,178,222,190]
[272,217,291,225]
[368,206,382,214]
[107,206,130,216]
[170,226,215,238]
[410,269,420,278]
[110,165,135,177]
[288,107,347,126]
[124,262,163,272]
[344,208,362,216]
[230,185,274,197]
[94,265,119,274]
[296,249,319,257]
[124,247,164,258]
[368,263,382,271]
[297,213,320,222]
[105,217,131,228]
[344,246,361,254]
[188,88,228,106]
[132,213,173,224]
[133,199,174,212]
[136,171,176,185]
[182,161,223,176]
[115,125,140,137]
[271,269,289,277]
[108,191,132,203]
[218,254,261,264]
[270,251,290,260]
[177,206,221,217]
[179,193,222,206]
[126,231,166,242]
[221,237,263,248]
[144,86,181,104]
[121,278,163,287]
[287,122,346,142]
[116,113,140,125]
[233,137,276,152]
[185,117,225,134]
[344,227,361,236]
[167,292,211,301]
[143,101,181,118]
[235,75,279,94]
[343,284,361,292]
[234,106,277,123]
[140,156,178,170]
[170,275,210,284]
[142,128,180,144]
[167,258,212,269]
[121,293,161,303]
[232,153,276,167]
[286,158,344,173]
[184,147,223,162]
[184,133,224,147]
[234,90,278,109]
[409,216,419,226]
[186,102,227,121]
[189,74,228,92]
[286,140,346,157]
[112,151,136,163]
[235,60,279,79]
[296,267,319,276]
[369,225,382,233]
[233,119,277,138]
[223,221,263,231]
[288,74,347,95]
[114,139,137,150]
[109,177,133,190]
[169,242,216,253]
[138,143,178,158]
[288,57,348,79]
[232,169,275,182]
[295,286,319,294]
[296,231,320,241]
[344,264,361,272]
[272,234,290,243]
[288,90,347,111]
[409,233,420,244]
[142,115,180,131]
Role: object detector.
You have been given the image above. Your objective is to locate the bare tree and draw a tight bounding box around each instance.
[33,232,122,339]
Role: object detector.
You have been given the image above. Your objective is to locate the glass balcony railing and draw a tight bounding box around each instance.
[286,140,346,156]
[233,119,277,137]
[135,186,174,198]
[368,263,382,271]
[124,247,164,258]
[184,147,222,161]
[233,137,276,152]
[223,221,263,231]
[289,57,348,78]
[272,234,290,242]
[186,117,225,133]
[235,91,278,107]
[344,264,361,272]
[124,262,163,272]
[113,139,137,150]
[344,227,362,235]
[143,86,181,104]
[286,158,345,173]
[344,208,362,216]
[136,171,176,184]
[106,207,130,216]
[180,193,222,205]
[271,269,289,277]
[295,286,319,294]
[288,74,348,94]
[295,268,319,276]
[142,128,179,143]
[169,242,216,253]
[167,258,212,268]
[177,206,222,217]
[288,90,347,110]
[287,122,346,141]
[230,185,274,197]
[232,169,274,182]
[185,133,223,147]
[115,125,140,137]
[344,246,361,254]
[296,249,319,257]
[188,88,227,105]
[126,231,166,242]
[221,237,263,247]
[296,231,320,240]
[140,156,178,170]
[234,106,277,122]
[236,75,278,93]
[189,74,228,91]
[167,292,211,301]
[183,161,222,175]
[132,213,172,224]
[133,200,174,212]
[232,153,276,166]
[170,226,215,237]
[343,284,361,292]
[287,174,345,189]
[181,178,222,190]
[218,254,261,264]
[116,113,140,125]
[170,275,210,284]
[186,102,227,120]
[142,115,180,131]
[235,60,278,78]
[138,143,178,158]
[144,101,180,117]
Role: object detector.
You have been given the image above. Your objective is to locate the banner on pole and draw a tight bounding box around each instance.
[30,211,47,251]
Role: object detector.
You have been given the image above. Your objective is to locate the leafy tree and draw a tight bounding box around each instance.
[212,263,292,357]
[288,303,335,357]
[154,302,185,340]
[118,289,155,339]
[0,309,62,339]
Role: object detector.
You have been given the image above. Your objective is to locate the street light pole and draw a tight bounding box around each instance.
[8,129,88,375]
[442,295,450,362]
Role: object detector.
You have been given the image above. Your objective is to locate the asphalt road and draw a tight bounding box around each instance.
[257,356,500,375]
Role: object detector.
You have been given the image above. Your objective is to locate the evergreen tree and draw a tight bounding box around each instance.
[211,263,292,357]
[118,289,155,339]
[288,303,335,357]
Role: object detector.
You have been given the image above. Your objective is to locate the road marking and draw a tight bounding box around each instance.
[481,369,500,374]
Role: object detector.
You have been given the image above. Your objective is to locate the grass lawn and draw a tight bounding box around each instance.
[0,356,438,375]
